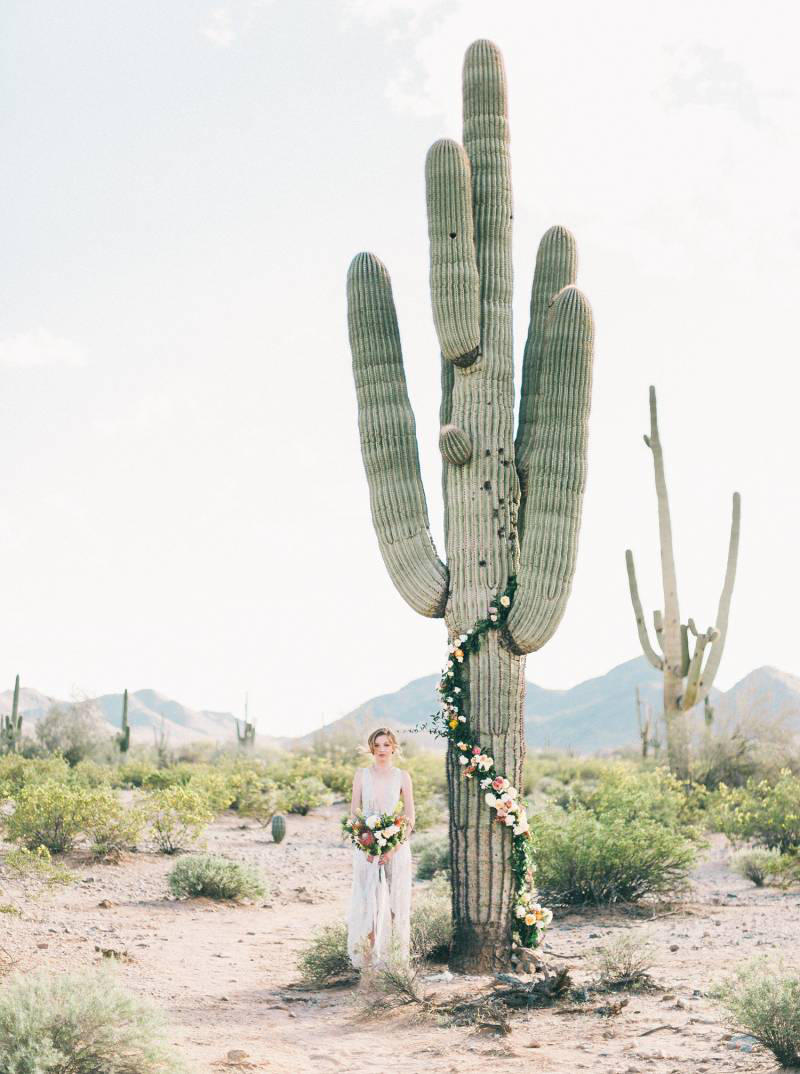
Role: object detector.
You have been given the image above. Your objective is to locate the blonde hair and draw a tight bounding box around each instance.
[367,727,399,754]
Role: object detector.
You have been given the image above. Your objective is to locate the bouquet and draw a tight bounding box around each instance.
[342,810,408,858]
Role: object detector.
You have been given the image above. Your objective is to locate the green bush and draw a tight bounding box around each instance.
[281,776,329,815]
[711,770,800,853]
[3,782,119,853]
[714,959,800,1067]
[86,800,145,861]
[731,848,783,887]
[34,702,107,767]
[297,923,355,986]
[0,756,70,799]
[1,845,74,887]
[414,833,450,880]
[411,874,452,962]
[115,760,159,788]
[189,771,235,815]
[574,764,705,835]
[167,854,266,901]
[533,808,696,905]
[141,786,214,854]
[0,966,184,1073]
[68,759,114,788]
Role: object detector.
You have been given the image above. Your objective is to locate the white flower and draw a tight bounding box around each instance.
[454,687,461,693]
[458,715,466,722]
[383,824,399,837]
[489,614,498,622]
[542,909,553,925]
[515,905,527,919]
[376,834,386,846]
[480,778,492,789]
[484,793,498,808]
[365,814,380,829]
[513,819,529,836]
[447,661,454,669]
[506,786,518,798]
[459,634,467,642]
[500,595,510,607]
[459,755,469,766]
[446,696,453,702]
[477,755,493,771]
[504,815,515,827]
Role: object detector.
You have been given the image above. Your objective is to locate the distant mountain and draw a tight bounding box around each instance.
[2,661,798,754]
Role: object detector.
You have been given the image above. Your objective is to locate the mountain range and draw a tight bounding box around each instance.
[1,657,798,754]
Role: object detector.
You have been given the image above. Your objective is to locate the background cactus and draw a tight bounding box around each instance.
[0,675,22,754]
[347,40,594,971]
[271,813,286,844]
[115,688,130,755]
[236,695,255,749]
[626,386,741,778]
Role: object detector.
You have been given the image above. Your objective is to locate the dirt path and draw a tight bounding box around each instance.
[2,806,798,1073]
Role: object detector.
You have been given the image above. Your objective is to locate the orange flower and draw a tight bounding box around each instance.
[454,648,464,660]
[449,718,459,729]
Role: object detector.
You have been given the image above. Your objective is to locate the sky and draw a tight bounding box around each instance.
[1,0,799,737]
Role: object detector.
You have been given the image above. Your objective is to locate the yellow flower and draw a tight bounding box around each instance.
[524,913,536,927]
[449,718,459,729]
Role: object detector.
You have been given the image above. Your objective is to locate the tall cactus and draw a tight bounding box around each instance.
[625,386,741,778]
[0,675,22,754]
[116,688,130,755]
[346,40,594,971]
[236,695,255,749]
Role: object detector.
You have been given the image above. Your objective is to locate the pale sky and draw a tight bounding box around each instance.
[1,0,798,736]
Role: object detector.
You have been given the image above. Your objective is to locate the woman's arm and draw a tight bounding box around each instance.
[349,768,362,819]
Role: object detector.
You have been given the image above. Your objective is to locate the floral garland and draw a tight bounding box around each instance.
[428,577,553,950]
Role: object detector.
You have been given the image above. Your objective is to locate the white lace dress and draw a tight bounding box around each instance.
[347,766,412,969]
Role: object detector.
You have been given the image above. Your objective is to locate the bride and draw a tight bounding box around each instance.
[346,728,415,969]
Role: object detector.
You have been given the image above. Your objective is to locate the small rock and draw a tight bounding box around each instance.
[98,899,114,909]
[226,1051,249,1062]
[669,944,679,952]
[36,942,48,949]
[727,1033,759,1053]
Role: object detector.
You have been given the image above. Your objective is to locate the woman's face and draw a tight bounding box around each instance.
[372,734,394,760]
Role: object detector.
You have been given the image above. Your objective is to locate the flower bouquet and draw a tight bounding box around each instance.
[342,810,408,858]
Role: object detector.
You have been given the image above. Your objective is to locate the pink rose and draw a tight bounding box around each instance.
[472,746,481,755]
[492,777,505,791]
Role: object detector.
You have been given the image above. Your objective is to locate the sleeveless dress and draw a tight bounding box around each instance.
[346,766,412,969]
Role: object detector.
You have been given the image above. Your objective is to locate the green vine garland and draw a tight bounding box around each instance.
[425,576,552,949]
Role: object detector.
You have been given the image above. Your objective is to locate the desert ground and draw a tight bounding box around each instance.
[1,802,797,1074]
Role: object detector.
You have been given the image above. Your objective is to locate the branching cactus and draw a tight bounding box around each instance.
[236,696,255,749]
[347,40,594,971]
[626,386,741,778]
[0,675,22,754]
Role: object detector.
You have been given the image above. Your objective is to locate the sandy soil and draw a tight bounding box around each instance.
[1,804,798,1074]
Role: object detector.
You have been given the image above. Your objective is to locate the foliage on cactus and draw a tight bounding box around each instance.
[346,39,594,971]
[271,812,286,844]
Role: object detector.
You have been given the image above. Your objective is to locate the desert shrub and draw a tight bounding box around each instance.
[86,800,145,861]
[414,833,450,880]
[714,959,800,1067]
[3,782,119,853]
[404,753,447,796]
[591,933,655,990]
[189,771,235,815]
[34,701,107,766]
[141,764,196,790]
[167,853,266,901]
[237,779,281,827]
[1,845,74,887]
[0,966,184,1073]
[281,776,329,815]
[141,786,214,854]
[731,848,783,887]
[297,923,355,986]
[411,874,452,962]
[574,765,705,835]
[115,760,159,788]
[711,771,800,853]
[69,759,114,788]
[533,808,696,905]
[224,762,269,811]
[411,789,442,831]
[0,756,70,798]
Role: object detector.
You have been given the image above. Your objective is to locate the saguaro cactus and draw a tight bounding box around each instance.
[625,387,741,778]
[1,675,22,754]
[347,40,594,972]
[236,695,255,749]
[116,688,130,755]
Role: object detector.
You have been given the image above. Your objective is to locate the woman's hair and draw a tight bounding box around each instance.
[367,727,399,754]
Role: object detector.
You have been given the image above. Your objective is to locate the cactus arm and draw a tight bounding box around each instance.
[504,286,594,653]
[645,386,682,672]
[462,39,513,408]
[347,252,449,617]
[426,139,481,366]
[624,550,665,670]
[515,227,578,509]
[686,491,741,707]
[680,630,710,710]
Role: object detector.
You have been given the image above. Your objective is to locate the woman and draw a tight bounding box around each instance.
[346,727,415,969]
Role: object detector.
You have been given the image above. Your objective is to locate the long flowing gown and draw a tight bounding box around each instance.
[346,765,412,969]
